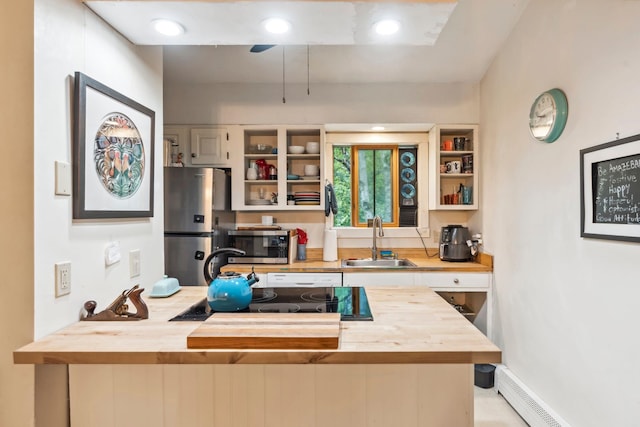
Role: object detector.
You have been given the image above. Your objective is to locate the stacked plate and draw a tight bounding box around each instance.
[294,191,321,205]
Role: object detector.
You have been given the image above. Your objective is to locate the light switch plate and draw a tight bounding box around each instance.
[129,249,141,278]
[55,161,71,196]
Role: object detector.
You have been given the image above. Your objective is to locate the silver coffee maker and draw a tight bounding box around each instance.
[439,225,472,262]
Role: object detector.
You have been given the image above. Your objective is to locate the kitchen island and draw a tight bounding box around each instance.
[15,286,500,426]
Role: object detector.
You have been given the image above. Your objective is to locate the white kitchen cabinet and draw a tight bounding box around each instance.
[232,125,325,211]
[416,272,492,339]
[262,272,343,287]
[190,127,231,166]
[428,124,478,210]
[342,272,417,287]
[163,125,233,167]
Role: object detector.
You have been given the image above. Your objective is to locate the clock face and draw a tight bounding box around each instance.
[529,88,568,143]
[530,93,555,139]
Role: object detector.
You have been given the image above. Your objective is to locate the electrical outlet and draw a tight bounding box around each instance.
[55,262,71,297]
[129,250,141,278]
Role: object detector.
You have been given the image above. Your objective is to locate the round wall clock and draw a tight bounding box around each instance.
[529,88,568,143]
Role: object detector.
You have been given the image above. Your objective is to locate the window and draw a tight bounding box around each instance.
[333,145,399,227]
[326,130,429,236]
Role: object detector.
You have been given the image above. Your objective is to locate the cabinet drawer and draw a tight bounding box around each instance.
[264,272,343,287]
[420,273,490,289]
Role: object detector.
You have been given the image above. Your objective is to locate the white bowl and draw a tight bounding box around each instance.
[304,164,319,176]
[288,145,305,154]
[306,141,320,154]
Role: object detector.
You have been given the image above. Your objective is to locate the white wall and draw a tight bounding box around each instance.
[164,82,479,125]
[479,1,640,425]
[34,0,164,338]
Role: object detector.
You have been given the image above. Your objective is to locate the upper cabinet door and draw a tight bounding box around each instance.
[191,127,230,165]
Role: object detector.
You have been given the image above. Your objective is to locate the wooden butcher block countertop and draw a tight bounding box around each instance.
[222,249,493,274]
[14,286,500,365]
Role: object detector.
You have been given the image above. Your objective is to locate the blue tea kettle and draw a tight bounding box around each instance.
[203,247,259,312]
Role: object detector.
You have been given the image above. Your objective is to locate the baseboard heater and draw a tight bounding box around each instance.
[495,365,571,427]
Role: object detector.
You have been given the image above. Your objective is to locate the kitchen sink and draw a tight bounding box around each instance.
[340,258,417,268]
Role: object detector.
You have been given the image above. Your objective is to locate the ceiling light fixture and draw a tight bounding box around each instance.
[374,19,400,36]
[151,19,184,36]
[263,18,290,34]
[372,126,385,131]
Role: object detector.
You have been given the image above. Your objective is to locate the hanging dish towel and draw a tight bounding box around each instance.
[324,183,338,217]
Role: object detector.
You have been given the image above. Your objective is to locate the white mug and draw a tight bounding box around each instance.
[446,161,461,174]
[262,215,273,226]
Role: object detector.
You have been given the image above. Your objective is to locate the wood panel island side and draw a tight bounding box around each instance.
[15,286,500,427]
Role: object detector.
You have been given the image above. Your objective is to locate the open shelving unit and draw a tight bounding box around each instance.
[428,124,479,210]
[233,125,325,211]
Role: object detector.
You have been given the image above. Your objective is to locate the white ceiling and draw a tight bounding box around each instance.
[85,0,530,84]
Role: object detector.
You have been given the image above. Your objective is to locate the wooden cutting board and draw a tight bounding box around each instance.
[186,312,340,350]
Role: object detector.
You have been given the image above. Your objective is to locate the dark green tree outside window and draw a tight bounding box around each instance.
[333,146,395,227]
[332,146,352,227]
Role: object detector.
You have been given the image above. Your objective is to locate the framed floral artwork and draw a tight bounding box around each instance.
[73,72,155,219]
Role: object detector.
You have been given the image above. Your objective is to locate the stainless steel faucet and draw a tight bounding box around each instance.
[371,215,384,260]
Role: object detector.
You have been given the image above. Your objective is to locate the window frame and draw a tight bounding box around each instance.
[324,131,430,239]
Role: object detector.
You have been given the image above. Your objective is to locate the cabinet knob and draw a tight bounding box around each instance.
[453,278,459,284]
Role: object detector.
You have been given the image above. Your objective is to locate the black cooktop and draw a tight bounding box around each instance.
[170,286,372,322]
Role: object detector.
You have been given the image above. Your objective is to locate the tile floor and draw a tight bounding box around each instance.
[474,386,529,426]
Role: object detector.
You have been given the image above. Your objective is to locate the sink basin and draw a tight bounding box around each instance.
[341,258,417,268]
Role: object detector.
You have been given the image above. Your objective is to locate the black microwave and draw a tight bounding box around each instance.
[227,230,294,264]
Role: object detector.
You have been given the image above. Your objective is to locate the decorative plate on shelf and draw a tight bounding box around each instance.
[401,168,415,183]
[400,151,415,167]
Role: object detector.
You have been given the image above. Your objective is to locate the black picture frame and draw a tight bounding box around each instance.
[580,133,640,242]
[73,72,155,219]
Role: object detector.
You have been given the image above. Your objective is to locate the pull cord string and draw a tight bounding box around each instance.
[282,46,286,104]
[307,45,310,96]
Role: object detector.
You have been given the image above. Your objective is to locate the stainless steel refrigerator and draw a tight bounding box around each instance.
[164,167,235,286]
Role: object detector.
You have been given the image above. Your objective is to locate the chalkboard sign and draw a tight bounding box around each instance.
[592,154,640,224]
[581,133,640,242]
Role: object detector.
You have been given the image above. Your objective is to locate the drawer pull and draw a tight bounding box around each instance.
[453,278,459,284]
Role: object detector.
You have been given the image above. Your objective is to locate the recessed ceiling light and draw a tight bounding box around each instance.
[372,126,385,131]
[374,19,400,36]
[151,19,184,36]
[263,18,291,34]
